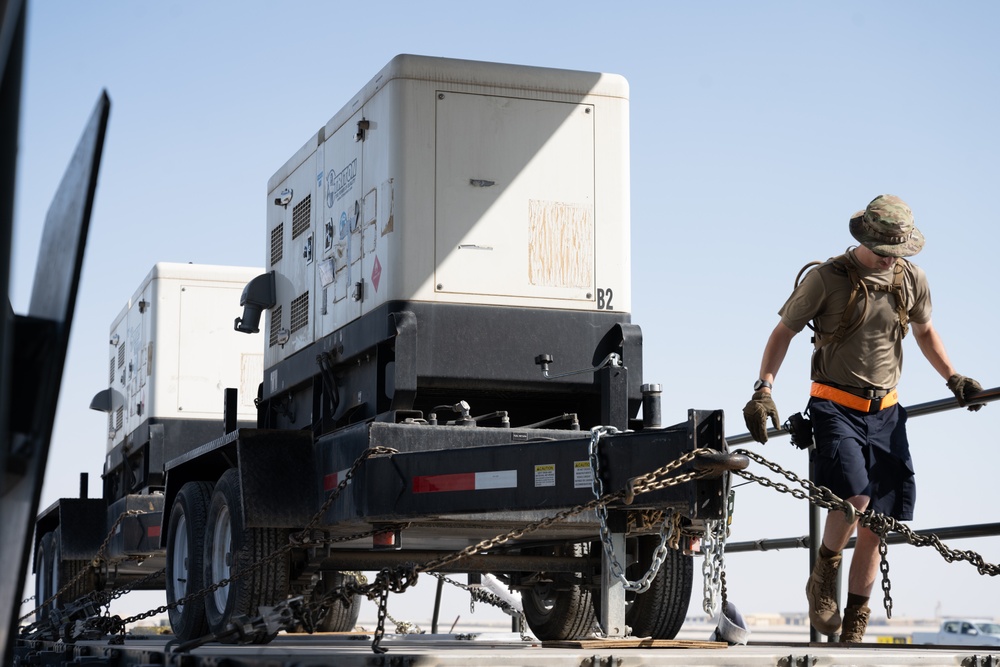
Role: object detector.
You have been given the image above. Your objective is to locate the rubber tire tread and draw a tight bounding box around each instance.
[521,542,596,641]
[203,468,290,644]
[622,536,693,639]
[34,532,56,623]
[314,572,362,633]
[166,480,214,641]
[53,533,94,607]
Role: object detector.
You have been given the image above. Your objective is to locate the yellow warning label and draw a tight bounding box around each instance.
[534,464,555,487]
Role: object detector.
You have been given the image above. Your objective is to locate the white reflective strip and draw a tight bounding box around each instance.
[474,470,517,490]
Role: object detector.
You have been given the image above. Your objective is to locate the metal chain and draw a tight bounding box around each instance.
[18,509,147,624]
[734,447,1000,619]
[418,446,712,576]
[294,446,399,540]
[429,572,523,620]
[879,536,892,618]
[24,442,726,653]
[351,444,716,653]
[701,517,727,615]
[26,446,402,640]
[384,611,423,635]
[590,426,676,593]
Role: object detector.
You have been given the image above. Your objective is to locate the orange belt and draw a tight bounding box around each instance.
[810,382,898,413]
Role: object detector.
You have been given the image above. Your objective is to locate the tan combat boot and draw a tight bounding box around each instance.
[840,604,870,643]
[805,551,842,634]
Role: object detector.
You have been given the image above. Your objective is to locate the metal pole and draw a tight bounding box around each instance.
[727,386,1000,446]
[807,444,832,643]
[727,522,1000,553]
[431,575,444,634]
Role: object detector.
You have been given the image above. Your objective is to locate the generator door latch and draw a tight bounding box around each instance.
[352,280,364,302]
[302,234,313,263]
[355,119,370,142]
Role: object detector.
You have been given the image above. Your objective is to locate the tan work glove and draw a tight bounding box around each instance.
[743,390,780,443]
[947,374,985,412]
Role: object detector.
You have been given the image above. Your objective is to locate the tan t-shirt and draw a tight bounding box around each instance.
[779,250,932,390]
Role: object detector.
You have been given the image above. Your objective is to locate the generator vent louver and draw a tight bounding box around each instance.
[270,223,284,266]
[290,292,309,333]
[109,357,115,383]
[269,305,283,348]
[115,407,123,431]
[292,195,311,239]
[117,344,125,369]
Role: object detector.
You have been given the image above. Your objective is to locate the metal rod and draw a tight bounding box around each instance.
[319,550,594,573]
[808,446,822,643]
[727,521,1000,554]
[727,385,1000,446]
[431,575,444,634]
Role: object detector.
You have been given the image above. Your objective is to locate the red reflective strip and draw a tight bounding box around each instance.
[323,472,338,491]
[412,472,476,494]
[147,526,161,538]
[373,531,396,547]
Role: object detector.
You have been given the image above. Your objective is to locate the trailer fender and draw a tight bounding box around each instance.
[236,430,317,528]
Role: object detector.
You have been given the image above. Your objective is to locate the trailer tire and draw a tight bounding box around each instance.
[203,469,290,643]
[520,542,596,641]
[291,571,362,633]
[51,531,95,609]
[166,480,214,641]
[591,535,693,639]
[317,571,362,632]
[34,532,57,623]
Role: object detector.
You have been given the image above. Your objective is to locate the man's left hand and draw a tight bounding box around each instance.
[947,373,986,412]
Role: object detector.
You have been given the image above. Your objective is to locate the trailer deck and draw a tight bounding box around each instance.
[15,629,1000,667]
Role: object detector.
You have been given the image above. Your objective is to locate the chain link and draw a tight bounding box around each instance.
[429,572,524,622]
[18,509,148,624]
[733,447,1000,619]
[590,426,677,593]
[879,536,892,618]
[353,443,717,652]
[701,517,728,615]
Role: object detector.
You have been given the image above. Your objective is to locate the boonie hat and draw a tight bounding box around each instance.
[849,194,924,257]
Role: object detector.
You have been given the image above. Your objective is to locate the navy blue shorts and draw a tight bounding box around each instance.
[808,398,915,521]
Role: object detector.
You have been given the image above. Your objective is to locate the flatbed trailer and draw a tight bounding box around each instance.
[14,630,1000,667]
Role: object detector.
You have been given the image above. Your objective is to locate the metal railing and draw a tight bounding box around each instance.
[724,385,1000,642]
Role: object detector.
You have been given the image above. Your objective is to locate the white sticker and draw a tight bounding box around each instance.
[475,470,517,490]
[574,460,593,488]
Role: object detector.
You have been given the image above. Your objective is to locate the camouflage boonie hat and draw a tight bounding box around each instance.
[849,194,924,257]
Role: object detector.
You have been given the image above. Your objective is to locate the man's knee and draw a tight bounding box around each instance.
[845,494,870,512]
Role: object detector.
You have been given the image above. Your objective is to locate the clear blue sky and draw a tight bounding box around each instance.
[12,1,1000,629]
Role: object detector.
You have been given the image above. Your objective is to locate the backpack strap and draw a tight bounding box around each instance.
[866,259,909,338]
[826,254,864,346]
[797,252,909,348]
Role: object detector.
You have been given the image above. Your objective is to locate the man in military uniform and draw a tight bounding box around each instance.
[743,194,984,642]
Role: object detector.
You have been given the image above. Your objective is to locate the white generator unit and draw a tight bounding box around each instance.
[243,54,642,432]
[95,262,263,498]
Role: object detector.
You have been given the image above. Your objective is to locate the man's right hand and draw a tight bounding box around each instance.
[743,391,780,443]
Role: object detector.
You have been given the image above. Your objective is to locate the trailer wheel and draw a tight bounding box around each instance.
[203,468,290,643]
[50,531,95,609]
[290,571,362,633]
[520,543,596,641]
[34,532,57,622]
[314,572,362,632]
[591,535,693,639]
[166,480,214,641]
